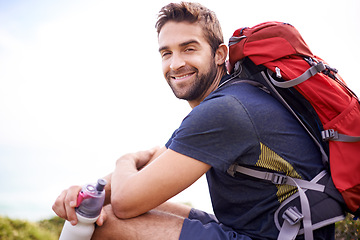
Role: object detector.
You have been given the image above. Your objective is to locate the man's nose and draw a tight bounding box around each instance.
[170,53,185,71]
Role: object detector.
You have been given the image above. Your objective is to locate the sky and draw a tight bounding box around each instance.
[0,0,359,221]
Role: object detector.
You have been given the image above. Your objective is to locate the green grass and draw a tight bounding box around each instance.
[0,216,64,240]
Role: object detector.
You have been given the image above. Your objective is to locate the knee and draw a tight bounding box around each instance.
[91,205,117,240]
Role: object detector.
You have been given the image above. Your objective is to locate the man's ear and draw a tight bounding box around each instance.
[215,44,228,66]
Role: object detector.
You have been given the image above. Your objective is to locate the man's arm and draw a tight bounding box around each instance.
[102,146,167,206]
[110,148,211,219]
[52,146,167,225]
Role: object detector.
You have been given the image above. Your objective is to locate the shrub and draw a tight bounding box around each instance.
[0,216,61,240]
[335,213,360,240]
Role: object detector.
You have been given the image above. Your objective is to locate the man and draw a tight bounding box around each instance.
[53,2,336,239]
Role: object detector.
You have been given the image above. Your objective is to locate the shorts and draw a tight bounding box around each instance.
[179,208,252,240]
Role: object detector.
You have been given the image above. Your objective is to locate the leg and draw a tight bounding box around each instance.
[92,202,191,240]
[156,201,192,218]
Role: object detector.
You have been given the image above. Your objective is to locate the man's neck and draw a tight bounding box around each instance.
[188,68,227,109]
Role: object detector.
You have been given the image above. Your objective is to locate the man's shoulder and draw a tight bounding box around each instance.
[216,77,269,95]
[205,78,275,109]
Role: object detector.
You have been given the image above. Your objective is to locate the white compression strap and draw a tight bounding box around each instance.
[267,62,326,88]
[229,165,325,192]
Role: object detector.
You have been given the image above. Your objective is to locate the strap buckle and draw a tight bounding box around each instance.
[283,206,304,226]
[269,173,287,185]
[321,129,338,141]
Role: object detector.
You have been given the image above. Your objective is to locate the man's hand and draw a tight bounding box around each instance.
[116,147,160,170]
[52,185,108,226]
[52,147,162,225]
[52,185,82,225]
[110,148,211,219]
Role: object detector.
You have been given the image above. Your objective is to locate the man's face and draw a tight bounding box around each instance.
[158,21,217,103]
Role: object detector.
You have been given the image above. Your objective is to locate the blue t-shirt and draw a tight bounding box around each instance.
[165,75,326,239]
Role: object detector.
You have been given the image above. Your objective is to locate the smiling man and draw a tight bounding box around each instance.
[158,20,224,107]
[53,2,338,240]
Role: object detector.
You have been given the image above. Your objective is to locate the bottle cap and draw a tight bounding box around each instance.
[96,179,107,192]
[76,179,107,218]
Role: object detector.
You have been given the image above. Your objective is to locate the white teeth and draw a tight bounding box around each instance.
[174,74,191,80]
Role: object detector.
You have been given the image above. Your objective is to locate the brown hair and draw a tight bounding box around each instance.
[155,2,224,56]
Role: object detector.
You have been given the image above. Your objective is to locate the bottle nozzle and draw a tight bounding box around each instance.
[96,179,107,192]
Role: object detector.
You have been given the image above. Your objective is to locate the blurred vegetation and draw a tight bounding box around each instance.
[335,213,360,240]
[0,216,64,240]
[0,213,358,239]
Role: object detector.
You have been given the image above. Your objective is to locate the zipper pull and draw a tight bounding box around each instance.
[275,67,282,78]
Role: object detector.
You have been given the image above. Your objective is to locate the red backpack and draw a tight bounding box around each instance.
[227,21,360,239]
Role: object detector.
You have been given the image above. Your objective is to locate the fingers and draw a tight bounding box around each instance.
[65,186,80,225]
[148,146,160,155]
[135,147,161,169]
[52,189,68,219]
[116,148,157,170]
[96,207,107,226]
[52,185,82,225]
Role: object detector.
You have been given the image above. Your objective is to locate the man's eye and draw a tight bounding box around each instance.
[161,52,171,58]
[185,48,195,52]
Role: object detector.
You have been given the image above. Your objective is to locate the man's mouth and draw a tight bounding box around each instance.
[173,74,192,80]
[171,72,195,81]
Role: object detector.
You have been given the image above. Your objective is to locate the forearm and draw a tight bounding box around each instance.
[103,147,165,206]
[110,155,144,218]
[109,147,164,218]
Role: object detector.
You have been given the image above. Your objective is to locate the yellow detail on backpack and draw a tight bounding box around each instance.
[256,143,301,203]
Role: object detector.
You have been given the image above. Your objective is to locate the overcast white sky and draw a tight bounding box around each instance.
[1,0,359,220]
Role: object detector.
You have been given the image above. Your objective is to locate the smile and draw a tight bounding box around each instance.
[172,73,195,81]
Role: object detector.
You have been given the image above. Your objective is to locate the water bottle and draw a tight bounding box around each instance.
[59,179,107,240]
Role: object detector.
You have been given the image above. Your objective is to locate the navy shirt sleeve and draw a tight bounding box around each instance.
[166,94,260,172]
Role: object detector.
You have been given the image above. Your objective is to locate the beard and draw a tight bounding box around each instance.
[166,60,218,101]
